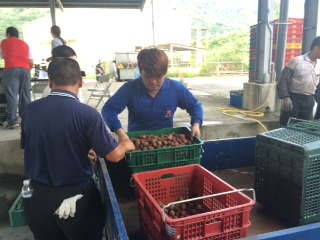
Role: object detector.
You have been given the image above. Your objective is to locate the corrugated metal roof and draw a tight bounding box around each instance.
[0,0,146,10]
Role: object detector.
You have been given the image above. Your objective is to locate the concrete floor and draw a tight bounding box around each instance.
[0,76,289,239]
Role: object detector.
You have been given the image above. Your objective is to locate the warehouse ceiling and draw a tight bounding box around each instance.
[0,0,146,10]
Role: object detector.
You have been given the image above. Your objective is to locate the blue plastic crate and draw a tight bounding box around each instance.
[230,90,243,108]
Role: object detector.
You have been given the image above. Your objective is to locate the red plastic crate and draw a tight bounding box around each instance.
[133,164,255,240]
[287,28,303,35]
[285,52,300,61]
[286,38,303,44]
[274,18,303,25]
[287,33,303,39]
[289,23,303,29]
[288,18,304,24]
[286,49,301,55]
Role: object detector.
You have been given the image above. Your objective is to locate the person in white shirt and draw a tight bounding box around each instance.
[45,25,66,62]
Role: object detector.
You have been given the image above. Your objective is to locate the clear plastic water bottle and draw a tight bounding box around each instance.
[21,179,33,198]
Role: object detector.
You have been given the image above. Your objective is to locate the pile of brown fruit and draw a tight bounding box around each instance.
[131,133,194,151]
[158,196,207,219]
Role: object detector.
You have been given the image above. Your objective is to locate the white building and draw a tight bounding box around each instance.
[22,6,192,76]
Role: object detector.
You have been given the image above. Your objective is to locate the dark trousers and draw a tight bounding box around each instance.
[23,179,105,240]
[2,68,31,124]
[279,92,315,126]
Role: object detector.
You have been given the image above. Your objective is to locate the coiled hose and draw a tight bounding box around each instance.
[218,83,276,132]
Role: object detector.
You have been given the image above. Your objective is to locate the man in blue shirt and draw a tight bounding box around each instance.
[102,48,203,143]
[21,58,134,240]
[95,48,203,188]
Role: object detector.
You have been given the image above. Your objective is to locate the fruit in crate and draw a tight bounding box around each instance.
[158,195,207,219]
[130,133,194,151]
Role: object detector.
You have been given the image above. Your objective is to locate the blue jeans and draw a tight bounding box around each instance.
[2,68,31,125]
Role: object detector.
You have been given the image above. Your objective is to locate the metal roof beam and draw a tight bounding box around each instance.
[0,1,146,10]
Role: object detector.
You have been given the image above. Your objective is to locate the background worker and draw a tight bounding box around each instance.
[21,57,135,240]
[45,25,66,62]
[0,26,33,129]
[90,48,203,185]
[42,45,84,102]
[277,36,320,126]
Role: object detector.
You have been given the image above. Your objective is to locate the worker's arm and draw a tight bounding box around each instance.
[105,139,134,162]
[277,67,294,111]
[101,82,131,132]
[88,138,134,163]
[191,123,201,139]
[28,48,34,70]
[276,67,293,99]
[116,128,130,142]
[177,82,203,137]
[29,59,34,70]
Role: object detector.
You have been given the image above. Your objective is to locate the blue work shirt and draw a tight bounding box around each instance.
[102,78,203,132]
[21,90,119,187]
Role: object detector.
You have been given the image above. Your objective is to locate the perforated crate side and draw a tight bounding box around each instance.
[139,205,163,240]
[255,140,320,226]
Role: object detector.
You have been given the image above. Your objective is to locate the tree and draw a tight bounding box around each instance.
[0,8,49,41]
[199,31,250,76]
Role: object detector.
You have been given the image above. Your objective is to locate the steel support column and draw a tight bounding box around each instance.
[256,0,274,83]
[49,0,56,25]
[275,0,289,81]
[302,0,320,54]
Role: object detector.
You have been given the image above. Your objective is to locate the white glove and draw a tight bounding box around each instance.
[282,97,293,111]
[54,194,83,219]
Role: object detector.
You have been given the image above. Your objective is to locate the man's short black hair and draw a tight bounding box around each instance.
[6,27,19,38]
[48,58,81,87]
[310,36,320,51]
[52,45,77,59]
[51,45,86,76]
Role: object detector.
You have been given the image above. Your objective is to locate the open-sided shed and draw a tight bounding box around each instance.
[0,0,147,24]
[0,0,146,9]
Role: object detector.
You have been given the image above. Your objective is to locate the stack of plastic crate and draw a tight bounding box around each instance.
[249,25,257,82]
[272,18,303,66]
[255,119,320,226]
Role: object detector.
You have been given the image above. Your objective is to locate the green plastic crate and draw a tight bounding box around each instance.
[8,193,26,227]
[125,127,203,173]
[255,127,320,226]
[286,119,320,135]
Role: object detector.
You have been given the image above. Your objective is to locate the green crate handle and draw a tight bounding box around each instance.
[125,153,131,163]
[161,188,256,222]
[287,118,320,135]
[287,117,320,128]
